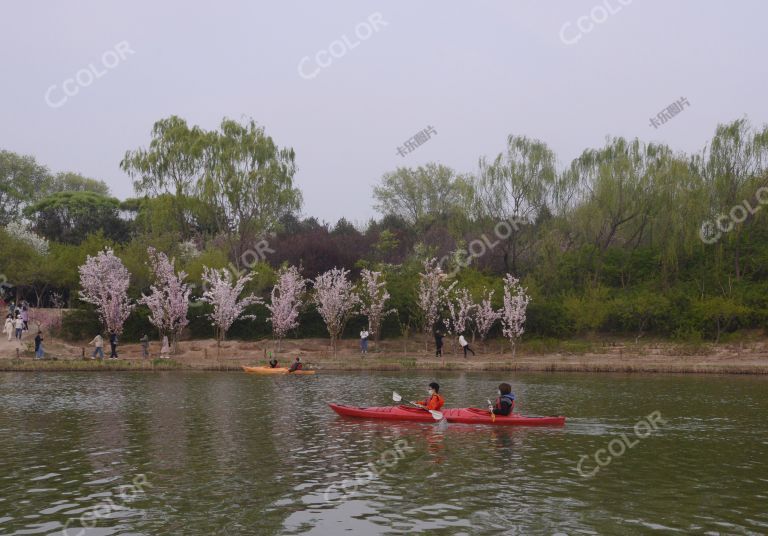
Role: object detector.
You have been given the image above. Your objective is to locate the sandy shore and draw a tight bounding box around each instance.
[2,334,768,374]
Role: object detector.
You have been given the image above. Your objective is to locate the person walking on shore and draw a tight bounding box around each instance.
[160,335,170,358]
[109,331,118,359]
[434,330,444,358]
[140,334,150,359]
[360,328,369,355]
[21,306,29,332]
[459,333,475,358]
[34,331,44,359]
[14,315,23,341]
[89,333,104,360]
[4,315,13,341]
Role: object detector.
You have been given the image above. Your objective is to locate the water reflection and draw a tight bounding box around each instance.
[0,372,766,534]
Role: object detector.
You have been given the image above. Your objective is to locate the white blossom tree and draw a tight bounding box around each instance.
[359,269,396,345]
[266,265,306,350]
[313,268,359,352]
[139,247,191,353]
[444,288,476,352]
[417,258,456,349]
[501,274,531,357]
[201,266,262,346]
[5,221,49,256]
[78,248,134,335]
[476,288,502,344]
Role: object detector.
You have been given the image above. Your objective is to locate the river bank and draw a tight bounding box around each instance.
[2,335,768,373]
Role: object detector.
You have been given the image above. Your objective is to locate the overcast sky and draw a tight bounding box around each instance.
[2,1,766,225]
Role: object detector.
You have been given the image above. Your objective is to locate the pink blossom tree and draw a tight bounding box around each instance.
[266,265,306,350]
[313,268,359,352]
[139,247,192,353]
[417,258,456,349]
[78,248,134,335]
[201,266,263,346]
[359,269,396,346]
[475,288,502,344]
[444,288,476,352]
[501,274,531,357]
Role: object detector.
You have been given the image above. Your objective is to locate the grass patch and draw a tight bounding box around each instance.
[520,338,595,355]
[0,358,187,371]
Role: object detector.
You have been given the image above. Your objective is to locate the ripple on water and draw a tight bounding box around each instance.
[1,371,767,535]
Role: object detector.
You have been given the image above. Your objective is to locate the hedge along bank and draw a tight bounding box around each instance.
[45,41,135,109]
[699,186,768,244]
[559,0,633,46]
[576,411,666,478]
[298,12,387,80]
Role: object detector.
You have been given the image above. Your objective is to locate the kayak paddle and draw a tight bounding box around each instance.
[392,391,444,421]
[487,399,496,423]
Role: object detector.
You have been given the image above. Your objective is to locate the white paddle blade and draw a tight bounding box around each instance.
[392,391,402,402]
[487,399,493,406]
[429,410,444,421]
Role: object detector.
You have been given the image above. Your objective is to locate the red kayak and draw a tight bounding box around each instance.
[328,403,565,426]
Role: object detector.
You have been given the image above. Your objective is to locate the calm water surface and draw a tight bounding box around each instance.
[0,371,767,535]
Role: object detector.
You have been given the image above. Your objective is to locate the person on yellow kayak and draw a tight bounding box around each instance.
[268,353,278,368]
[489,383,515,416]
[288,357,303,372]
[415,382,445,411]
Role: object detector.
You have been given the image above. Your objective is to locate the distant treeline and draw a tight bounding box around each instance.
[2,115,768,343]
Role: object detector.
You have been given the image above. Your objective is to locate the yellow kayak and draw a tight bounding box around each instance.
[242,366,316,375]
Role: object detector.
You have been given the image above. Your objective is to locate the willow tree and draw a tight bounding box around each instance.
[475,135,557,274]
[120,116,209,238]
[698,119,768,280]
[373,163,472,230]
[198,118,302,268]
[563,137,670,284]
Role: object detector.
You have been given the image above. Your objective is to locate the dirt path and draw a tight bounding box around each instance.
[2,336,768,374]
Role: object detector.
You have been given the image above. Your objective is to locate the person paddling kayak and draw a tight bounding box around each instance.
[268,352,278,368]
[415,382,445,411]
[288,357,303,372]
[489,383,515,416]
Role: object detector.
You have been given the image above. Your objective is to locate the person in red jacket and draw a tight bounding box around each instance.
[416,382,445,411]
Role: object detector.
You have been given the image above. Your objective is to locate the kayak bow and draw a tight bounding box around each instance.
[328,403,564,426]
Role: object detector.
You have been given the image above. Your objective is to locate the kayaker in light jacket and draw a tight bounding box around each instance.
[490,383,515,416]
[416,382,445,411]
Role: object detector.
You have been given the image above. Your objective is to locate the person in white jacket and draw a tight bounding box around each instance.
[14,316,23,340]
[360,329,369,355]
[89,334,104,360]
[3,315,13,341]
[458,333,475,358]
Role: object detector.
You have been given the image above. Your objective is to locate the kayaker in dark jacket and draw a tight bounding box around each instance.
[490,383,515,416]
[416,382,445,411]
[288,357,302,372]
[268,352,278,368]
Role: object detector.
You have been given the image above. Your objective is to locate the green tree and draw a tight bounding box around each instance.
[121,116,209,237]
[373,163,471,226]
[698,118,768,279]
[51,172,110,195]
[475,135,557,273]
[25,191,130,244]
[198,117,302,266]
[0,150,52,225]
